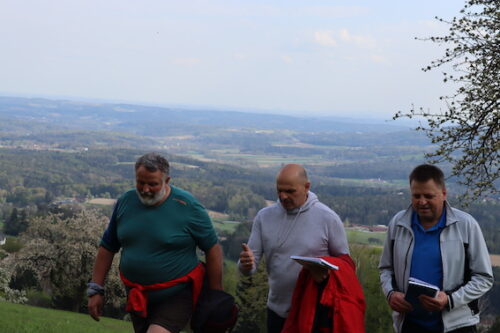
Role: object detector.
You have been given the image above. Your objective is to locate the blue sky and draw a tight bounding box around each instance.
[0,0,465,117]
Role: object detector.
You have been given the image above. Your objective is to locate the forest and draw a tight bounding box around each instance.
[1,147,498,251]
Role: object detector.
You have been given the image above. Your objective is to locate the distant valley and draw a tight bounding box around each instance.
[0,95,431,186]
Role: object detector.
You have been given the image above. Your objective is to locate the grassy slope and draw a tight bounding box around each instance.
[0,301,131,333]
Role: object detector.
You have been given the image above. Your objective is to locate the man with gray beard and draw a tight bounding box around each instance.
[88,153,223,333]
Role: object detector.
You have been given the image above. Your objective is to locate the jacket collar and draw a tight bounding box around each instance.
[396,201,458,229]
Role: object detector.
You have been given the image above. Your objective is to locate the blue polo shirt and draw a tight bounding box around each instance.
[407,209,447,331]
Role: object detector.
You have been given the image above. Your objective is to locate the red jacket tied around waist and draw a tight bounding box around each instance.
[120,262,205,318]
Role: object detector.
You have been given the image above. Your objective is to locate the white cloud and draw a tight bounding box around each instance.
[314,29,376,49]
[370,54,386,63]
[314,30,337,47]
[338,29,351,41]
[338,28,376,48]
[282,55,293,64]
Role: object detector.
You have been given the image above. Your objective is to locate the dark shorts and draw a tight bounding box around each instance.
[130,287,193,333]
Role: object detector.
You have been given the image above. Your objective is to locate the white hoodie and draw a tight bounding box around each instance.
[239,191,349,318]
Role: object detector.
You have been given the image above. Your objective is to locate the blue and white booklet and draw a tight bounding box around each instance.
[405,277,439,312]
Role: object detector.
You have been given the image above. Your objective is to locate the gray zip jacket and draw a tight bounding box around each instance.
[379,202,493,332]
[238,192,349,318]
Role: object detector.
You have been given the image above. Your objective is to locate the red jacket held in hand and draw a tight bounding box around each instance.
[282,255,366,333]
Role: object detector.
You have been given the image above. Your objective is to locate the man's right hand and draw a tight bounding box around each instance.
[88,294,104,321]
[239,243,254,272]
[388,291,413,313]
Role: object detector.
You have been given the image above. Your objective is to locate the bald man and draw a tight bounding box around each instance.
[238,164,349,333]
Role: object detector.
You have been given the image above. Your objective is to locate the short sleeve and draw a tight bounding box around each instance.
[100,202,122,253]
[189,201,218,252]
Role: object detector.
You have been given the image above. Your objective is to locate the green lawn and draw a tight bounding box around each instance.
[346,229,386,246]
[0,301,132,333]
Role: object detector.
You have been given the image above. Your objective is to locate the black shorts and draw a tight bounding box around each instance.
[130,287,193,333]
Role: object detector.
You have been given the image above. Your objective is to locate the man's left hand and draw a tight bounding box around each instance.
[304,264,329,283]
[419,291,448,312]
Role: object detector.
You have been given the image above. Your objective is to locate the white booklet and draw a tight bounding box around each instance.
[290,256,339,270]
[407,277,439,296]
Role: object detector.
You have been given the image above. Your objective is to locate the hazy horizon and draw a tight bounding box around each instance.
[0,93,422,127]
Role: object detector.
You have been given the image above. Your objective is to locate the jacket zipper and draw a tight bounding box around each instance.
[402,229,413,292]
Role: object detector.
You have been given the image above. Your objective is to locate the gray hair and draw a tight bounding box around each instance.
[135,153,170,177]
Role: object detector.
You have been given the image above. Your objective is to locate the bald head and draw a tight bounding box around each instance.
[276,164,310,211]
[277,164,308,184]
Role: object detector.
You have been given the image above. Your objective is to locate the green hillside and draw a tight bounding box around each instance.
[0,301,131,333]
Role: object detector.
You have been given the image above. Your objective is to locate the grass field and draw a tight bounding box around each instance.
[207,210,230,221]
[87,198,117,205]
[0,301,131,333]
[331,177,404,188]
[213,221,240,233]
[170,161,200,170]
[346,229,386,246]
[208,210,241,233]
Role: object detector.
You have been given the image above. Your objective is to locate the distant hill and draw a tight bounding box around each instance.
[0,95,411,135]
[0,95,431,162]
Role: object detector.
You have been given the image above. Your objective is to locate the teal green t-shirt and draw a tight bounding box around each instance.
[101,186,218,301]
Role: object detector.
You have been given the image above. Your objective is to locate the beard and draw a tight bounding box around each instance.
[136,186,167,206]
